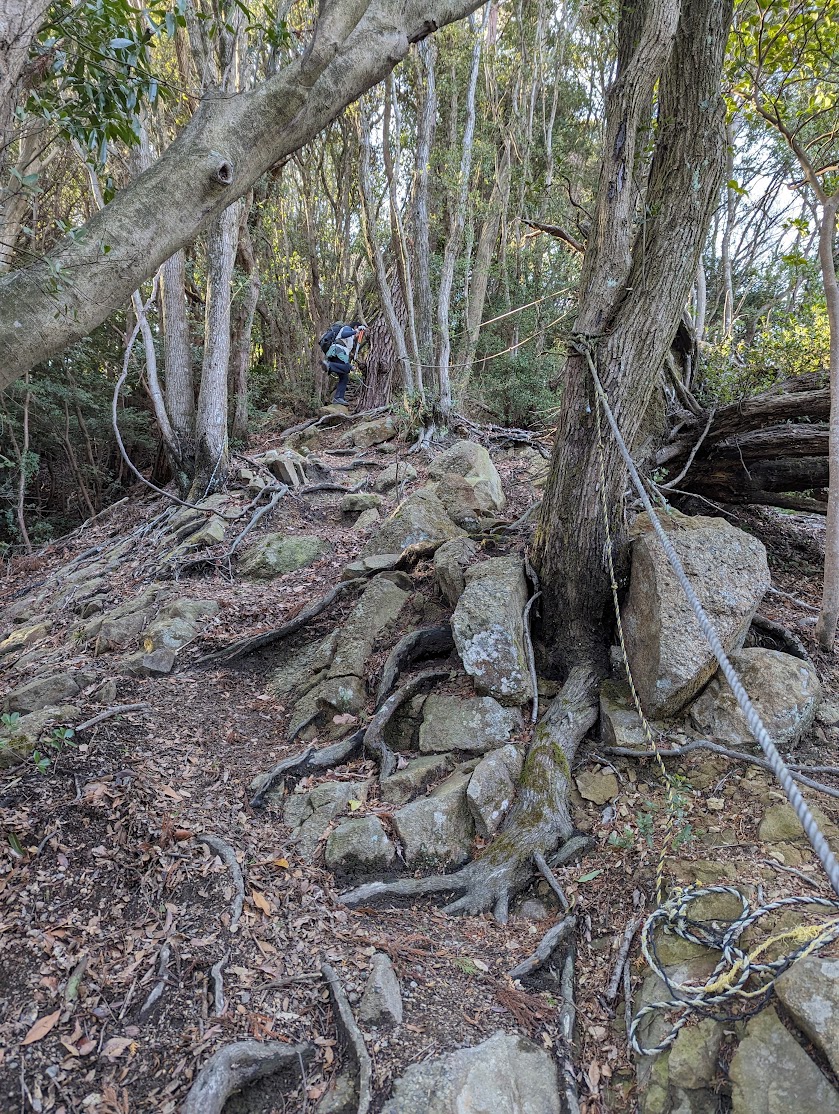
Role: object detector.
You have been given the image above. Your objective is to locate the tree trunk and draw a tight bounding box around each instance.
[412,38,438,369]
[230,194,260,443]
[533,0,732,674]
[815,196,839,647]
[0,0,51,179]
[191,201,240,497]
[161,249,196,486]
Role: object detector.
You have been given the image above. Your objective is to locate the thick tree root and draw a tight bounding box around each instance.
[376,625,454,705]
[559,948,581,1114]
[250,731,365,808]
[364,669,450,778]
[508,914,577,979]
[197,834,245,931]
[181,1039,315,1114]
[321,961,373,1114]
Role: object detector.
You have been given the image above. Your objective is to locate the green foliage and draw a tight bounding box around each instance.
[32,726,77,775]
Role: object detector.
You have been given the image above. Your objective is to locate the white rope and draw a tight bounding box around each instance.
[586,355,839,899]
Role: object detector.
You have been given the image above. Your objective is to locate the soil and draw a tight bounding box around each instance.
[1,420,837,1114]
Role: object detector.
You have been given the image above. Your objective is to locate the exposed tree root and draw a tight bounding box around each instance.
[750,612,813,664]
[364,669,450,778]
[197,834,245,931]
[74,703,149,732]
[606,917,641,1001]
[533,850,569,910]
[376,625,454,705]
[197,578,366,665]
[250,731,365,808]
[174,485,288,577]
[321,961,373,1114]
[181,1039,315,1114]
[558,947,581,1114]
[342,666,599,920]
[209,953,229,1017]
[139,943,171,1018]
[508,914,576,979]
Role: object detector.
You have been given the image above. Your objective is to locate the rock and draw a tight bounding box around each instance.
[434,474,490,531]
[81,584,165,649]
[5,670,94,713]
[341,492,383,513]
[816,701,839,728]
[283,780,371,858]
[178,514,226,549]
[575,768,619,804]
[758,800,838,845]
[362,487,464,558]
[729,1006,839,1114]
[467,744,522,837]
[517,898,553,921]
[122,647,177,676]
[358,953,403,1027]
[451,557,533,706]
[0,622,49,658]
[419,695,522,755]
[353,508,381,532]
[339,415,397,449]
[341,553,401,579]
[325,816,396,874]
[381,1030,561,1114]
[433,538,479,606]
[393,769,474,868]
[141,598,219,654]
[775,957,839,1076]
[600,679,657,749]
[621,511,770,717]
[0,704,79,766]
[256,448,308,487]
[328,578,409,679]
[427,440,506,513]
[374,461,417,492]
[667,1019,723,1090]
[89,678,118,703]
[381,754,450,805]
[239,533,332,578]
[689,648,821,750]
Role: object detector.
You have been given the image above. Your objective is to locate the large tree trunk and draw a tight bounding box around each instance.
[0,0,487,391]
[161,249,196,487]
[533,0,732,673]
[0,0,51,179]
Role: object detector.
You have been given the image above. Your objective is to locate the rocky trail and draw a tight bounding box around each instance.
[1,407,838,1114]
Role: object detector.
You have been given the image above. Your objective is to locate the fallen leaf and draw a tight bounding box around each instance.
[252,890,272,914]
[348,799,362,812]
[102,1036,133,1059]
[273,858,289,869]
[21,1010,60,1045]
[332,713,357,725]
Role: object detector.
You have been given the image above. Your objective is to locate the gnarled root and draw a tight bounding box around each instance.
[182,1039,315,1114]
[342,666,599,920]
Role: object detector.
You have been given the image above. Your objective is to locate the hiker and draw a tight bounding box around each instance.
[319,320,366,406]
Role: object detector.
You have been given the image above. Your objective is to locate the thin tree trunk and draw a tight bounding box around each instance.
[815,196,839,648]
[413,38,438,369]
[6,371,32,551]
[694,257,707,348]
[161,249,196,485]
[230,193,260,443]
[721,118,739,336]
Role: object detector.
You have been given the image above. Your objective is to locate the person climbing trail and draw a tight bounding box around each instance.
[318,320,366,406]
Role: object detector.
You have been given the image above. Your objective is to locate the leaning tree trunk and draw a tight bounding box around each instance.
[533,0,732,674]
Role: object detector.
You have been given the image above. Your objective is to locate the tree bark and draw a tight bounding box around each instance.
[230,194,260,443]
[0,0,487,391]
[814,196,839,646]
[0,0,51,179]
[161,249,196,485]
[532,0,732,673]
[412,38,438,369]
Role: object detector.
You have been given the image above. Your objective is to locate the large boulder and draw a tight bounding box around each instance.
[325,816,396,874]
[374,461,417,493]
[381,1030,561,1114]
[621,511,769,717]
[775,957,839,1076]
[419,694,522,755]
[5,670,95,714]
[427,440,506,513]
[362,487,464,557]
[451,557,533,706]
[689,648,820,750]
[339,415,396,449]
[467,744,523,837]
[392,768,474,868]
[433,537,479,606]
[239,533,332,578]
[728,1006,839,1114]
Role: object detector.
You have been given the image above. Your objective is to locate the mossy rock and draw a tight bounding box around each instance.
[240,533,332,578]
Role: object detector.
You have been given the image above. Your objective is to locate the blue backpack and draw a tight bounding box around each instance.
[318,322,346,354]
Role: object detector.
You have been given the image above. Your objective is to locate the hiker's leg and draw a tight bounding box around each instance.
[332,363,351,404]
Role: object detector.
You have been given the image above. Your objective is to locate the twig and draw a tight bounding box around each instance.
[250,731,365,809]
[197,578,366,664]
[601,740,839,800]
[197,835,245,932]
[75,703,149,733]
[209,953,229,1017]
[64,955,88,1002]
[766,586,820,614]
[508,915,576,980]
[558,946,580,1114]
[658,407,716,490]
[321,962,373,1114]
[181,1039,315,1114]
[363,670,450,779]
[139,943,171,1017]
[606,917,641,1001]
[533,851,569,911]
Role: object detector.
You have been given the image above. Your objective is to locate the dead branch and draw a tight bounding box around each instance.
[364,670,450,778]
[508,915,576,979]
[658,408,715,491]
[376,626,454,706]
[533,851,569,910]
[606,917,641,1001]
[559,947,580,1114]
[197,578,366,664]
[74,703,149,732]
[250,731,365,809]
[181,1039,315,1114]
[522,218,585,254]
[197,835,245,931]
[321,961,373,1114]
[139,942,171,1017]
[602,741,839,800]
[209,953,229,1017]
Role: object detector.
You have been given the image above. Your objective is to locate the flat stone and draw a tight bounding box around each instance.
[239,533,332,578]
[5,670,94,713]
[380,754,451,806]
[381,1030,561,1114]
[256,448,308,487]
[575,768,619,804]
[358,953,403,1027]
[451,557,533,706]
[816,701,839,728]
[467,744,522,837]
[0,622,49,658]
[339,415,397,449]
[419,695,522,755]
[122,647,176,676]
[775,957,839,1076]
[758,800,838,845]
[374,461,417,492]
[341,553,401,580]
[325,816,396,874]
[600,679,660,749]
[353,508,381,532]
[433,538,479,607]
[622,511,769,717]
[362,487,464,558]
[690,648,821,750]
[341,492,383,513]
[81,585,165,647]
[434,474,489,532]
[393,769,474,868]
[179,515,226,549]
[283,780,371,859]
[729,1006,839,1114]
